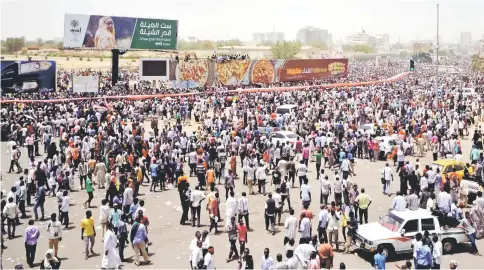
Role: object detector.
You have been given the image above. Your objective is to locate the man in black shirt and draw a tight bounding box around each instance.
[196,160,206,190]
[239,248,254,269]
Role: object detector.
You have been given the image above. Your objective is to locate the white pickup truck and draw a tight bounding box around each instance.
[354,209,469,258]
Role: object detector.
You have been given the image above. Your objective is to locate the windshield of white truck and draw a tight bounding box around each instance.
[379,213,403,232]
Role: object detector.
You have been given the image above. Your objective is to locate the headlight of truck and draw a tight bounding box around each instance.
[19,61,52,74]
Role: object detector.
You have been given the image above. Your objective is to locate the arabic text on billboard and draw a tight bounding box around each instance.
[64,14,178,50]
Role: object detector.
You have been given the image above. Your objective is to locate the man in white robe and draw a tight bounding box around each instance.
[102,224,121,269]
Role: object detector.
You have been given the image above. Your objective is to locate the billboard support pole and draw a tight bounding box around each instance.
[111,49,128,86]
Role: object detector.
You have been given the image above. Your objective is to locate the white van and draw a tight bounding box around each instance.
[275,104,298,116]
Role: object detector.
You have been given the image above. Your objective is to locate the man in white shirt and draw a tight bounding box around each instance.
[333,176,343,206]
[59,191,70,229]
[382,163,393,195]
[392,191,406,211]
[3,197,19,239]
[203,246,216,270]
[191,186,206,227]
[299,212,311,244]
[432,235,442,268]
[238,192,250,230]
[300,178,311,208]
[296,160,307,187]
[327,210,340,250]
[123,186,134,213]
[318,204,329,243]
[283,209,298,246]
[320,174,331,205]
[46,213,62,257]
[225,191,238,228]
[256,164,267,195]
[273,188,283,225]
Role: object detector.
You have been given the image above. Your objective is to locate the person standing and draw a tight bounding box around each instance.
[99,199,110,239]
[318,204,329,244]
[261,248,273,270]
[59,190,70,229]
[191,186,206,227]
[94,158,107,189]
[225,191,238,228]
[80,210,96,260]
[117,214,129,262]
[3,197,19,239]
[238,192,249,230]
[432,235,442,269]
[296,160,307,188]
[300,178,311,208]
[122,184,134,214]
[415,239,432,269]
[283,208,297,246]
[320,174,331,205]
[264,193,276,235]
[24,219,40,268]
[382,163,393,196]
[355,188,372,224]
[327,209,340,251]
[101,222,121,269]
[256,163,267,195]
[203,246,216,270]
[374,246,386,269]
[18,181,27,218]
[84,174,94,208]
[459,211,481,255]
[46,213,62,257]
[78,158,89,190]
[180,184,191,225]
[191,241,204,269]
[299,212,312,244]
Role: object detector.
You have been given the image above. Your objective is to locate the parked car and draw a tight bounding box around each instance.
[354,209,468,258]
[269,131,302,146]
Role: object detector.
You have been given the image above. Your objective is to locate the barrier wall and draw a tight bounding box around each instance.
[0,72,409,104]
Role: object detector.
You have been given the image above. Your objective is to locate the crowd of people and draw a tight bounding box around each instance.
[1,55,484,269]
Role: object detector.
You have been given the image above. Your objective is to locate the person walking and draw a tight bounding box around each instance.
[226,216,239,262]
[59,190,70,229]
[8,145,22,173]
[203,246,216,270]
[238,192,249,230]
[131,216,150,266]
[318,204,329,244]
[24,219,40,268]
[94,158,107,189]
[459,211,481,255]
[78,158,89,190]
[46,213,62,257]
[355,188,372,224]
[191,186,206,227]
[264,193,276,235]
[84,174,94,208]
[101,222,121,269]
[117,214,129,262]
[2,197,19,239]
[382,163,393,196]
[33,185,46,220]
[80,210,96,260]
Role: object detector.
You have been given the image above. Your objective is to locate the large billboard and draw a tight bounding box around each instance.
[1,60,56,94]
[73,75,99,93]
[168,59,348,88]
[64,14,178,50]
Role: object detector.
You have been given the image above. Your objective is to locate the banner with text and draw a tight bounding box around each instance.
[168,59,348,87]
[64,14,178,50]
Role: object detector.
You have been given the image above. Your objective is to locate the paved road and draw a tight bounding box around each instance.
[2,120,484,269]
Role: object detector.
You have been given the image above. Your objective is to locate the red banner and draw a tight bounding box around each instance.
[278,59,349,82]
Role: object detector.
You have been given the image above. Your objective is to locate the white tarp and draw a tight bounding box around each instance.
[73,75,99,93]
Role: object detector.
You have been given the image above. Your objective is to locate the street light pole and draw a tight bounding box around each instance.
[436,3,439,93]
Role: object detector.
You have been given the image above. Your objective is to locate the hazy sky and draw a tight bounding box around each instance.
[1,0,482,43]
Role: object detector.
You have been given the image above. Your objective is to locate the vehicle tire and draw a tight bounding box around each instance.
[442,238,456,254]
[378,244,395,259]
[405,148,411,155]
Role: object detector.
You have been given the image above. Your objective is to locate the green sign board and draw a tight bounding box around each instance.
[131,18,178,50]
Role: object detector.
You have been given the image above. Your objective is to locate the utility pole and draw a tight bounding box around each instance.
[435,3,439,93]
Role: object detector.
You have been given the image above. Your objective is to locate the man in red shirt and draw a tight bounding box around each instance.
[237,218,248,256]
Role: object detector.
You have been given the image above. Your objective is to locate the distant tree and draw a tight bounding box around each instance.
[216,39,243,48]
[200,40,215,50]
[2,37,26,53]
[56,41,64,50]
[308,41,328,50]
[36,38,44,47]
[44,40,56,46]
[343,44,375,53]
[270,41,301,59]
[257,41,274,47]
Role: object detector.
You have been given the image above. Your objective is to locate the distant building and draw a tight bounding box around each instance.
[296,26,332,46]
[413,42,433,53]
[346,31,371,45]
[252,32,285,44]
[460,32,472,52]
